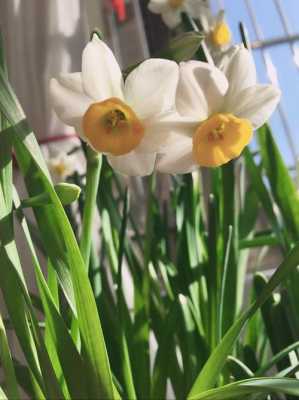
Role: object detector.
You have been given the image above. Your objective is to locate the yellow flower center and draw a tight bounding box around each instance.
[82,98,144,156]
[211,22,231,46]
[168,0,184,9]
[192,113,253,167]
[51,162,68,178]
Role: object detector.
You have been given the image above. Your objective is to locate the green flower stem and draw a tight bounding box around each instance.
[134,174,156,398]
[117,189,137,400]
[80,146,102,268]
[71,146,101,347]
[144,174,156,314]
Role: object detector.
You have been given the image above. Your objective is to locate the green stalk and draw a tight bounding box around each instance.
[117,189,137,400]
[143,174,156,394]
[217,225,233,344]
[80,146,102,267]
[71,146,101,346]
[255,340,299,376]
[207,192,218,351]
[133,174,156,398]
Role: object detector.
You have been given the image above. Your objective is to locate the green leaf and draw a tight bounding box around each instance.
[243,148,285,248]
[116,189,136,400]
[226,356,254,380]
[0,111,53,398]
[256,340,299,376]
[20,182,81,208]
[0,67,118,399]
[0,386,8,400]
[132,175,156,398]
[79,146,102,267]
[13,361,45,399]
[188,240,299,398]
[154,31,204,62]
[239,234,279,249]
[0,313,20,399]
[14,189,88,399]
[254,273,294,372]
[188,377,299,400]
[257,124,299,241]
[151,304,181,399]
[123,32,204,77]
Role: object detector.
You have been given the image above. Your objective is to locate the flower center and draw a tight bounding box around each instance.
[211,22,231,46]
[82,98,144,156]
[192,113,253,167]
[168,0,184,9]
[51,161,68,178]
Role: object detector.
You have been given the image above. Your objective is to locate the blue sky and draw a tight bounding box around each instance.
[210,0,299,166]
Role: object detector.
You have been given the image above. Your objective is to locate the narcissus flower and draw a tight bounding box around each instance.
[42,136,86,183]
[148,0,204,28]
[199,7,231,52]
[50,35,179,176]
[157,46,281,173]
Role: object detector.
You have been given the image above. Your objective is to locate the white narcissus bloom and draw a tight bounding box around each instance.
[148,0,205,29]
[50,35,180,176]
[198,6,231,53]
[157,46,281,173]
[42,136,86,183]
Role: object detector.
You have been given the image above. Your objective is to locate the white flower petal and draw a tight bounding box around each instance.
[42,136,86,182]
[82,35,124,101]
[177,61,228,119]
[156,135,197,174]
[148,0,169,14]
[220,46,257,99]
[107,151,156,176]
[138,113,197,153]
[50,76,92,126]
[227,84,281,129]
[58,72,84,94]
[161,9,182,28]
[124,58,179,120]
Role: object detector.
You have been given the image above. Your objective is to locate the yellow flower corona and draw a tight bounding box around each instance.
[51,162,68,178]
[192,113,253,167]
[83,98,145,156]
[211,22,231,46]
[168,0,184,9]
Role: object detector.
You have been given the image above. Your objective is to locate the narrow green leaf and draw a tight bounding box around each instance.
[254,273,294,372]
[239,235,279,249]
[257,124,299,241]
[0,313,20,399]
[0,67,118,399]
[0,386,8,400]
[256,340,299,376]
[14,189,89,399]
[226,356,254,380]
[116,189,136,400]
[151,304,180,399]
[188,241,299,397]
[132,175,156,398]
[80,146,102,267]
[189,377,299,400]
[243,148,286,249]
[217,225,233,343]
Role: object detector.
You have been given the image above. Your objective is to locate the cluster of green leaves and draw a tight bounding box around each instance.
[1,27,299,400]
